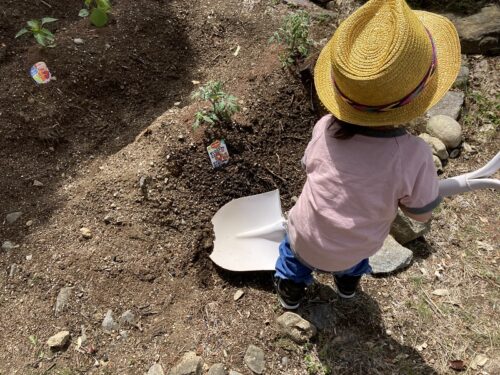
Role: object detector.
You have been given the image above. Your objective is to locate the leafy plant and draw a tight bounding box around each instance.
[15,18,58,47]
[269,10,312,67]
[191,81,240,128]
[79,0,112,27]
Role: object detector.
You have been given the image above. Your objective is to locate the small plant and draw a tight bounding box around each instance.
[269,10,313,67]
[15,18,58,47]
[79,0,112,27]
[191,81,240,128]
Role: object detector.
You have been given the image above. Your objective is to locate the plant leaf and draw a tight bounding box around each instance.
[34,33,47,47]
[96,0,112,12]
[27,20,40,30]
[84,0,92,6]
[15,28,29,38]
[79,8,90,17]
[41,17,58,25]
[90,8,108,27]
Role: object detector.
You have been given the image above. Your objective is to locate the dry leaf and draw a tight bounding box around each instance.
[449,360,466,371]
[470,354,489,369]
[432,289,450,296]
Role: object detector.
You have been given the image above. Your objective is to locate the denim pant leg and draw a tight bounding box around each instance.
[334,258,372,277]
[274,235,314,285]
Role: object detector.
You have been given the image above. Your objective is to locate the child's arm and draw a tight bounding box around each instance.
[400,208,433,223]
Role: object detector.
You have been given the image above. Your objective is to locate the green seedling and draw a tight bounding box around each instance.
[79,0,112,27]
[15,18,58,47]
[269,10,312,67]
[191,81,240,128]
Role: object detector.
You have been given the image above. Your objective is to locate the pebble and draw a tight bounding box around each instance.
[9,264,17,277]
[277,312,317,343]
[120,310,135,325]
[73,38,84,44]
[244,345,265,374]
[281,356,290,366]
[26,254,32,261]
[80,227,92,239]
[449,148,461,158]
[102,310,119,331]
[370,235,413,274]
[6,211,22,224]
[426,115,462,149]
[233,289,244,301]
[168,351,203,375]
[55,287,73,316]
[147,363,165,375]
[1,241,17,251]
[207,363,226,375]
[46,331,70,350]
[26,220,33,227]
[33,180,44,187]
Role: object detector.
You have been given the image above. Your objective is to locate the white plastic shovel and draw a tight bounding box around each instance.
[210,152,500,272]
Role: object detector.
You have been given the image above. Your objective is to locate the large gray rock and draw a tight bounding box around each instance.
[426,115,462,149]
[244,345,265,374]
[148,363,165,375]
[276,312,317,344]
[453,5,500,55]
[370,235,413,274]
[46,331,70,350]
[168,352,203,375]
[418,133,449,160]
[207,363,226,375]
[390,208,431,244]
[427,91,464,121]
[54,287,73,316]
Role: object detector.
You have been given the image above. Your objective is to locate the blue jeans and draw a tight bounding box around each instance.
[274,235,372,285]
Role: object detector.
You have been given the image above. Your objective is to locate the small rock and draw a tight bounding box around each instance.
[291,196,298,204]
[419,133,449,160]
[244,345,265,374]
[26,220,33,227]
[207,363,226,375]
[426,115,462,149]
[276,312,317,344]
[168,352,203,375]
[233,289,244,301]
[370,235,413,274]
[9,264,17,277]
[120,310,135,325]
[104,213,114,224]
[432,155,443,173]
[46,331,70,350]
[73,38,84,44]
[178,134,185,141]
[148,363,165,375]
[449,148,461,159]
[462,142,474,153]
[1,241,16,251]
[390,208,431,244]
[55,287,73,316]
[33,180,44,187]
[26,254,32,261]
[281,356,290,366]
[427,91,464,121]
[102,310,118,331]
[80,227,92,239]
[6,211,22,224]
[325,1,336,11]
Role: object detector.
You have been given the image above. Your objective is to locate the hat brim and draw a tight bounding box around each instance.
[314,11,461,126]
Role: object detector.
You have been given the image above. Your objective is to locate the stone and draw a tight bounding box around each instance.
[120,310,135,325]
[244,345,265,374]
[370,235,413,274]
[46,331,70,350]
[33,180,44,187]
[390,208,431,244]
[233,289,244,301]
[102,310,118,331]
[426,115,462,149]
[427,91,464,121]
[453,5,500,55]
[9,264,17,277]
[276,312,317,344]
[55,287,73,316]
[148,363,165,375]
[418,133,449,160]
[453,65,469,89]
[449,148,461,159]
[80,227,92,239]
[6,211,22,224]
[73,38,84,44]
[168,352,203,375]
[207,363,226,375]
[432,155,443,173]
[1,241,16,251]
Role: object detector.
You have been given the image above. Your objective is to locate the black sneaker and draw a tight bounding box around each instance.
[334,274,361,299]
[273,277,306,310]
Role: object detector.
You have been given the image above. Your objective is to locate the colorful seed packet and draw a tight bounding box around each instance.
[207,139,230,168]
[30,62,51,84]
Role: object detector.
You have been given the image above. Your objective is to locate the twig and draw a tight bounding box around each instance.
[263,166,287,184]
[43,363,56,374]
[422,290,445,317]
[40,0,52,8]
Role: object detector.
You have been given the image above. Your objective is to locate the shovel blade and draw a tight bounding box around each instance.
[210,190,285,271]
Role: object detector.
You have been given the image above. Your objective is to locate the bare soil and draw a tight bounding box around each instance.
[0,0,498,374]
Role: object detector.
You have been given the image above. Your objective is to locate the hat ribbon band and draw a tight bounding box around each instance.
[332,29,437,113]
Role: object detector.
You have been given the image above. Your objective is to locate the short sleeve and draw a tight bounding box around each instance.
[302,115,333,168]
[399,141,442,214]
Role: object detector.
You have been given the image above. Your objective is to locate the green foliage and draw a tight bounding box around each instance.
[304,352,331,375]
[463,91,500,129]
[191,81,240,128]
[80,0,112,27]
[269,10,312,67]
[15,17,58,47]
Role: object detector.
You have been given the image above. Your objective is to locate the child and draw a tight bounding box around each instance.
[274,0,461,309]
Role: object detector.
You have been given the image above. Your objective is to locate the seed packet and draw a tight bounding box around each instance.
[207,139,230,168]
[30,62,51,84]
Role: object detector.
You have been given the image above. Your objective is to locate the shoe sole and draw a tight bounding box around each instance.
[277,295,300,310]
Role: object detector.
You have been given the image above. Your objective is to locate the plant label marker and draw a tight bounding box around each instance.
[207,139,229,168]
[30,62,51,84]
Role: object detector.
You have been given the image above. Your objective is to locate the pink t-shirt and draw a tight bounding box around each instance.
[288,115,441,272]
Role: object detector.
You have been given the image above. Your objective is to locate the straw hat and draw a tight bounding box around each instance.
[314,0,461,126]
